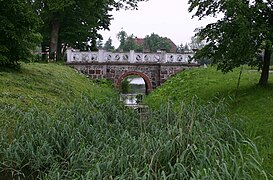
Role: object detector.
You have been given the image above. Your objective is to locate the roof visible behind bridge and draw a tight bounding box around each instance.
[134,37,177,53]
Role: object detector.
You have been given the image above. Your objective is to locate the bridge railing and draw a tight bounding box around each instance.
[66,49,196,64]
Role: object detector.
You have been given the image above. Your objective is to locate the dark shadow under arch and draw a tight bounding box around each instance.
[116,71,153,94]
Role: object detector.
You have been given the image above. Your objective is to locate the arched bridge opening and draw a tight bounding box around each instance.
[117,71,153,94]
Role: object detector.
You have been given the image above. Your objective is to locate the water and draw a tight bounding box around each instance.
[121,94,139,105]
[121,77,145,106]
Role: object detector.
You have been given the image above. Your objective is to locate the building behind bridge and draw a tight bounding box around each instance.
[134,37,177,53]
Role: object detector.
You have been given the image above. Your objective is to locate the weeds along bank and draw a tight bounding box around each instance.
[0,97,267,179]
[0,64,268,179]
[145,67,273,177]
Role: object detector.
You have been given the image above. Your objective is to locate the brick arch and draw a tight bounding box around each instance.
[116,71,153,94]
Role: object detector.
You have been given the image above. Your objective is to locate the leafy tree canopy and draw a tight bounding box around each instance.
[117,30,144,52]
[0,0,41,67]
[103,37,115,51]
[144,33,172,53]
[32,0,148,59]
[122,35,137,52]
[189,28,205,50]
[116,31,175,52]
[188,0,273,85]
[117,30,128,51]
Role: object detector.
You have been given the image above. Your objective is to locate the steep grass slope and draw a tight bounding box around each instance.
[146,67,273,174]
[0,63,116,117]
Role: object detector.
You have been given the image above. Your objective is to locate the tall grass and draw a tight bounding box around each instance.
[145,67,273,173]
[0,96,267,179]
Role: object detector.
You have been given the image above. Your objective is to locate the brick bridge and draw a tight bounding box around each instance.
[66,49,199,93]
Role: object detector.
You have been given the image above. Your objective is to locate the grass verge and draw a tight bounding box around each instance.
[145,66,273,175]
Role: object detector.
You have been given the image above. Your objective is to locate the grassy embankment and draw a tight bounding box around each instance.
[0,63,269,179]
[0,63,116,116]
[145,66,273,176]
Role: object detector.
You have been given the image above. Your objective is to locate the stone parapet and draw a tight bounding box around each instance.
[66,49,196,64]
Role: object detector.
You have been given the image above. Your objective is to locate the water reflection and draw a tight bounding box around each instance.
[121,77,145,106]
[121,94,138,105]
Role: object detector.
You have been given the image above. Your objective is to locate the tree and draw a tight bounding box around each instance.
[177,43,185,53]
[123,35,136,51]
[117,30,128,51]
[96,39,103,49]
[188,0,273,86]
[117,30,144,52]
[123,34,144,52]
[104,37,115,51]
[0,0,41,67]
[33,0,148,60]
[144,33,172,52]
[189,28,205,50]
[33,0,112,58]
[184,43,190,52]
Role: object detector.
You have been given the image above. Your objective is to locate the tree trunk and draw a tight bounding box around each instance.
[50,18,60,60]
[259,42,272,86]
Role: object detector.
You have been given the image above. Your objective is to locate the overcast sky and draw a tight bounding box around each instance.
[99,0,219,48]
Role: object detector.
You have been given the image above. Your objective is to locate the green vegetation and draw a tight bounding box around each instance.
[32,0,146,59]
[146,67,273,175]
[188,0,273,86]
[0,63,116,116]
[116,30,174,53]
[0,63,267,179]
[0,0,41,66]
[0,0,147,66]
[144,33,172,53]
[121,77,131,94]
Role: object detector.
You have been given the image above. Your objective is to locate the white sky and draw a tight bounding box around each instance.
[99,0,219,48]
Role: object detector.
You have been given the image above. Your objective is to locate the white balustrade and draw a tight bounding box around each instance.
[66,48,196,64]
